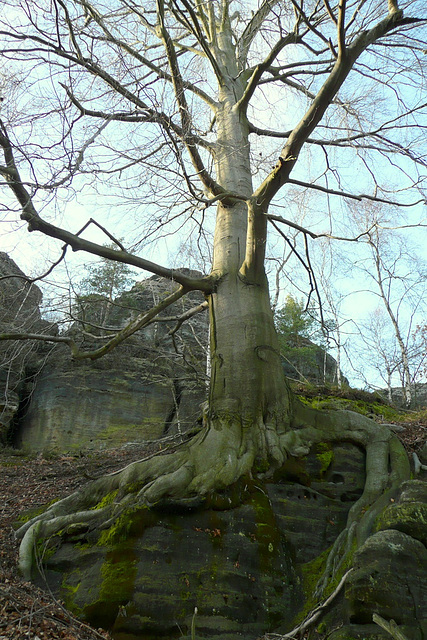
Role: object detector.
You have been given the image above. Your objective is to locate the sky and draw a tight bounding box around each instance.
[1,0,426,392]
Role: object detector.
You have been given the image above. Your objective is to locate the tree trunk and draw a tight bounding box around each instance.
[208,268,290,460]
[206,80,291,467]
[370,239,412,408]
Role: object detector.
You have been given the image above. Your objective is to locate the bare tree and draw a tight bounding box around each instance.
[347,202,426,406]
[0,0,426,613]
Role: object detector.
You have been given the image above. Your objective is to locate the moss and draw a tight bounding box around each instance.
[15,498,60,526]
[90,489,119,510]
[316,442,334,477]
[295,391,405,423]
[254,457,270,474]
[375,502,427,546]
[97,506,150,546]
[249,486,282,576]
[61,570,84,616]
[99,549,138,604]
[294,539,357,627]
[36,534,61,565]
[205,474,254,510]
[96,505,161,547]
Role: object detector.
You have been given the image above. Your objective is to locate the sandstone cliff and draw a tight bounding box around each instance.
[0,253,208,451]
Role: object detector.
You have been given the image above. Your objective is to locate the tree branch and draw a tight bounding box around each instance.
[0,120,214,293]
[0,286,188,361]
[236,32,299,112]
[286,178,426,208]
[0,332,80,357]
[237,0,281,67]
[78,0,217,109]
[373,613,410,640]
[253,8,419,208]
[75,286,187,360]
[155,0,225,200]
[266,212,378,242]
[171,0,223,82]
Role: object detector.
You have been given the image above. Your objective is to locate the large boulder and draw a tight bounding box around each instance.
[346,529,427,625]
[281,336,348,386]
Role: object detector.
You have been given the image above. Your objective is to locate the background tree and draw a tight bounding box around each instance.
[347,202,426,406]
[275,295,330,384]
[0,0,425,615]
[74,246,136,329]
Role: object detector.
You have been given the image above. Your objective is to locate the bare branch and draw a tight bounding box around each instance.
[237,32,299,112]
[253,8,422,208]
[286,178,426,208]
[155,0,226,199]
[75,285,187,360]
[263,569,353,639]
[266,213,377,242]
[0,285,188,361]
[0,332,80,357]
[337,0,346,56]
[79,0,217,109]
[171,0,223,82]
[237,0,281,67]
[0,120,214,293]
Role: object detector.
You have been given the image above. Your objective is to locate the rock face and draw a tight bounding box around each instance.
[281,336,348,387]
[1,253,347,452]
[326,478,427,640]
[380,383,427,410]
[37,441,427,640]
[346,529,427,625]
[0,252,52,444]
[12,272,209,451]
[3,254,426,640]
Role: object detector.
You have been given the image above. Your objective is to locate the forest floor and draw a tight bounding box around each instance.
[0,417,425,640]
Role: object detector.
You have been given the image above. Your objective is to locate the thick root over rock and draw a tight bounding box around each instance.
[16,404,410,598]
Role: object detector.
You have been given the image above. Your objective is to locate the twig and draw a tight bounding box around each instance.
[262,569,352,639]
[373,613,410,640]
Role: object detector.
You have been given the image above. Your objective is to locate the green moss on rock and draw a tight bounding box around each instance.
[315,442,334,476]
[90,489,119,510]
[376,501,427,546]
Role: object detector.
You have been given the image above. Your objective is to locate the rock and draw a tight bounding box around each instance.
[329,623,426,640]
[281,336,348,386]
[376,479,427,546]
[0,253,52,443]
[268,442,365,562]
[34,441,368,639]
[38,492,302,640]
[378,382,427,410]
[346,529,427,625]
[13,272,209,452]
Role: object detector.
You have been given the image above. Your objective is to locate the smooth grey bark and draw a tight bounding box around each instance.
[206,32,290,457]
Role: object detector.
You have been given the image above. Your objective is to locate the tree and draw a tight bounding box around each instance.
[0,0,426,629]
[79,251,136,302]
[275,295,329,383]
[74,246,136,328]
[347,202,427,406]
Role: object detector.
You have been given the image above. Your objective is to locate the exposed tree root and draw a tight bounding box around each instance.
[286,404,410,596]
[16,404,410,597]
